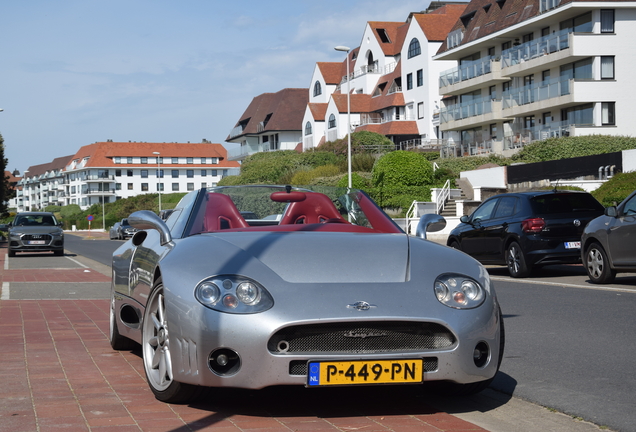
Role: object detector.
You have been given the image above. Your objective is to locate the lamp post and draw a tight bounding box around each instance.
[153,152,162,212]
[334,45,352,189]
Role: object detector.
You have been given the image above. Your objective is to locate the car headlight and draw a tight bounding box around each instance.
[434,273,485,309]
[195,275,273,314]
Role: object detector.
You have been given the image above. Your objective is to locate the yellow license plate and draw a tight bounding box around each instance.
[307,359,423,386]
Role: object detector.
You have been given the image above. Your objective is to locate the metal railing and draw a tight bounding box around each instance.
[502,77,571,109]
[437,180,451,215]
[501,29,570,68]
[439,56,494,88]
[440,97,494,124]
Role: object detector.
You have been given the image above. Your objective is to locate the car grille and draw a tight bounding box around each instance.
[22,234,52,244]
[268,321,456,355]
[289,358,439,376]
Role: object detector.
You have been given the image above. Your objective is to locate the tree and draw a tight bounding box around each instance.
[0,134,12,216]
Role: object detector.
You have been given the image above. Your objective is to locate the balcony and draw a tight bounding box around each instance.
[227,143,287,161]
[85,175,116,182]
[229,124,245,139]
[358,113,415,127]
[440,98,507,130]
[439,57,509,95]
[83,189,117,195]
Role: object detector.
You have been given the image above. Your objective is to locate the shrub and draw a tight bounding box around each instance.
[512,135,636,163]
[372,151,433,187]
[591,171,636,207]
[336,172,372,189]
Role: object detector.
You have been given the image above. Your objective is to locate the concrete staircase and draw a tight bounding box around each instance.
[439,190,467,218]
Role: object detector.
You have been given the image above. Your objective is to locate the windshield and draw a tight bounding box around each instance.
[14,214,58,226]
[182,185,403,236]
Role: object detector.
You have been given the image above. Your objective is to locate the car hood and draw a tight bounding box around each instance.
[198,231,410,283]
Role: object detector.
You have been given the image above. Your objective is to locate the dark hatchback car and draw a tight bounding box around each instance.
[447,190,604,277]
[582,189,636,283]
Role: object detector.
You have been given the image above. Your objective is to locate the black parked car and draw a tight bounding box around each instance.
[447,190,604,277]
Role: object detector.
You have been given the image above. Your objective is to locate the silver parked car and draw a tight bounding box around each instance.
[109,185,504,403]
[2,212,64,257]
[582,189,636,283]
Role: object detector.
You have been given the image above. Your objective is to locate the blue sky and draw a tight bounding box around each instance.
[0,0,431,173]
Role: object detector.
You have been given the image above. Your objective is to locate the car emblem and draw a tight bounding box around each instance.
[347,301,377,311]
[32,234,42,239]
[343,330,388,339]
[573,219,581,227]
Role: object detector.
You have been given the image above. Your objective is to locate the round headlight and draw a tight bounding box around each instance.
[236,282,261,305]
[434,281,449,302]
[196,282,220,305]
[461,280,483,301]
[434,273,486,309]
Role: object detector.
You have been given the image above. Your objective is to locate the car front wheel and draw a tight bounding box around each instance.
[142,278,205,403]
[506,241,531,278]
[585,242,616,284]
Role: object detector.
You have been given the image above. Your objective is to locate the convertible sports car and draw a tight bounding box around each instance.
[110,185,504,403]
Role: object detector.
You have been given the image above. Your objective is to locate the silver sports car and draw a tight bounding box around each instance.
[110,185,504,403]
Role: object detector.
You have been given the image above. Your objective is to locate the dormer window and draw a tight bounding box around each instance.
[408,38,421,58]
[376,28,391,43]
[373,82,387,97]
[460,11,476,28]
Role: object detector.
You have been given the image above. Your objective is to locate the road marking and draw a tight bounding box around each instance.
[4,253,8,270]
[65,256,89,268]
[490,276,636,293]
[1,282,9,300]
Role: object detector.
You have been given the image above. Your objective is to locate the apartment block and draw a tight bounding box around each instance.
[434,0,636,157]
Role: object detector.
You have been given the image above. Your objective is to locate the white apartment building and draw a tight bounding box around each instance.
[302,3,468,151]
[434,0,636,157]
[16,141,240,211]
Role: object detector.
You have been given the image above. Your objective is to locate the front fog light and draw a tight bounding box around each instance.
[434,273,485,309]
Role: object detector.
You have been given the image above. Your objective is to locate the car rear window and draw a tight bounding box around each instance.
[530,193,603,214]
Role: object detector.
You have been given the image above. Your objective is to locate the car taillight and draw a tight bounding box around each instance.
[522,218,545,233]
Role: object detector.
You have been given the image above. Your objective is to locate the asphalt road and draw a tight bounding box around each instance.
[61,234,636,431]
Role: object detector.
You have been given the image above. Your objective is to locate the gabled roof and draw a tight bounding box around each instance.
[308,103,328,121]
[316,62,343,85]
[368,21,407,56]
[66,142,239,169]
[25,155,74,178]
[228,88,309,139]
[332,93,372,114]
[355,121,420,136]
[411,4,468,42]
[369,61,404,111]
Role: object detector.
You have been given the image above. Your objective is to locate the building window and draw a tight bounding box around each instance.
[141,183,148,191]
[212,157,219,164]
[406,73,413,90]
[127,157,133,164]
[407,38,421,58]
[127,170,133,177]
[187,157,193,164]
[157,157,163,163]
[187,183,194,191]
[128,183,133,190]
[490,123,497,139]
[601,10,615,33]
[115,169,121,177]
[141,157,147,164]
[200,157,206,164]
[305,121,312,136]
[416,69,423,87]
[156,169,163,178]
[313,81,322,97]
[212,170,218,176]
[187,170,194,178]
[172,170,179,178]
[157,183,164,192]
[116,183,122,190]
[172,183,179,191]
[601,56,615,79]
[172,157,178,164]
[201,170,207,177]
[114,157,121,164]
[417,102,424,119]
[141,170,148,178]
[201,182,207,189]
[328,114,336,129]
[602,102,615,125]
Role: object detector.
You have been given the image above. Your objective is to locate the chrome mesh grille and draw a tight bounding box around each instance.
[269,321,455,355]
[289,358,439,376]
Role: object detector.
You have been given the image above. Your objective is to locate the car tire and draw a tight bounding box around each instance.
[54,249,64,256]
[585,242,616,284]
[142,278,206,403]
[506,241,531,278]
[109,296,137,351]
[449,240,461,251]
[8,249,15,257]
[430,307,505,396]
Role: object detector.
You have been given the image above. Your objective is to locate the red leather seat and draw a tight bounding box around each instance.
[204,193,249,231]
[279,193,345,225]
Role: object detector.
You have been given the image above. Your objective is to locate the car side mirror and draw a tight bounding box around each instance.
[460,215,470,223]
[128,210,172,245]
[415,214,446,240]
[605,206,617,217]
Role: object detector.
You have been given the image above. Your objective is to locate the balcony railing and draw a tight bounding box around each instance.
[83,189,117,195]
[502,29,570,68]
[85,175,116,181]
[504,122,573,150]
[439,56,494,88]
[440,97,494,124]
[441,139,495,158]
[229,124,245,139]
[338,62,398,88]
[358,113,415,126]
[502,77,571,109]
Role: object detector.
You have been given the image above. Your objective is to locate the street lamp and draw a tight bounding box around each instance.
[153,152,162,212]
[334,45,352,189]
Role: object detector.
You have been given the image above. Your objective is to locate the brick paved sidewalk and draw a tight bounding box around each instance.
[0,242,487,432]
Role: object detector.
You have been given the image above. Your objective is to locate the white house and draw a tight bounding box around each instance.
[434,0,636,157]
